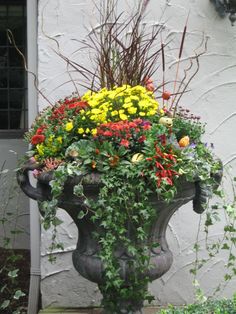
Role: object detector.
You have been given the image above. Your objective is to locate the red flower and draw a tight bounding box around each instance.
[142,124,151,130]
[146,83,155,92]
[129,122,137,128]
[36,128,44,135]
[103,131,113,137]
[159,134,167,146]
[68,103,78,109]
[144,77,155,92]
[51,105,66,119]
[165,177,173,185]
[120,139,129,147]
[68,101,88,110]
[133,118,142,124]
[138,135,146,143]
[31,134,45,145]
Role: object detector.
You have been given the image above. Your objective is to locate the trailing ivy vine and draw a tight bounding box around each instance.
[0,160,28,314]
[190,167,236,300]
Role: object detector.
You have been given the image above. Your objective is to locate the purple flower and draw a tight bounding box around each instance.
[189,143,196,149]
[32,169,40,178]
[141,120,151,127]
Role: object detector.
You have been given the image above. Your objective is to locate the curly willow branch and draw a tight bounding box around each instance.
[6,29,53,106]
[173,35,208,116]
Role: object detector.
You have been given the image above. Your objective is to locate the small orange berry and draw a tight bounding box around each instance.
[162,91,171,100]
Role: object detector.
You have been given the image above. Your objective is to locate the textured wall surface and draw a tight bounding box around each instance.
[38,0,236,308]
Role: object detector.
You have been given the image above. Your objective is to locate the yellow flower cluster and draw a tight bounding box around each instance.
[82,85,159,125]
[34,85,159,160]
[65,122,73,132]
[35,135,63,158]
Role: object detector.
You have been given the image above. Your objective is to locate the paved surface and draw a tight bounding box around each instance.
[38,307,162,314]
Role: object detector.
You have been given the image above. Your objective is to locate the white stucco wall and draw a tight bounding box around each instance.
[38,0,236,308]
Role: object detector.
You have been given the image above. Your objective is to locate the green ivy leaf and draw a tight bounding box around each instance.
[8,269,19,278]
[74,184,84,196]
[222,243,230,250]
[52,217,63,227]
[77,211,86,219]
[0,300,10,309]
[13,289,26,300]
[0,284,7,293]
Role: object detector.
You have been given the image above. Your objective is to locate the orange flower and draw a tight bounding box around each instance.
[109,155,120,167]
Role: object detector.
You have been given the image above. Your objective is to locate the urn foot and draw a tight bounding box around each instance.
[101,299,144,314]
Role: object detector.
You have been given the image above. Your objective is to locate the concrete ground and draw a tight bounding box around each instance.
[38,307,162,314]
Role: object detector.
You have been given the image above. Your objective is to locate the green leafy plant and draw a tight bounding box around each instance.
[0,161,29,314]
[157,293,236,314]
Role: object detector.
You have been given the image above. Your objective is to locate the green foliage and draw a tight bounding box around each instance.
[90,161,157,311]
[157,295,236,314]
[39,125,220,312]
[189,170,236,299]
[172,116,204,142]
[0,160,28,314]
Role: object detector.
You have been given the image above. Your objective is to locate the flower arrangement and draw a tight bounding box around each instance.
[20,1,225,312]
[26,83,219,200]
[24,86,221,310]
[27,80,218,197]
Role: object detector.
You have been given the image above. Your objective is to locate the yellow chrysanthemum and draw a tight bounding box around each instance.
[47,135,54,144]
[111,110,118,116]
[120,113,128,120]
[91,128,97,136]
[57,136,63,144]
[65,122,73,132]
[36,144,44,156]
[81,84,159,125]
[128,107,137,114]
[91,108,102,115]
[78,128,84,134]
[147,110,156,116]
[123,102,132,109]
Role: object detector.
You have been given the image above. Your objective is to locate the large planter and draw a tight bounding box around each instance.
[17,161,221,313]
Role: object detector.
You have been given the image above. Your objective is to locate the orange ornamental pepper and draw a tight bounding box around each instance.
[91,161,97,169]
[178,136,190,147]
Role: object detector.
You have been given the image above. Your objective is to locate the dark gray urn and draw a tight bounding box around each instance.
[17,161,222,314]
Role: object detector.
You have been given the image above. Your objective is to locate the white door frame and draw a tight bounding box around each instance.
[27,1,41,314]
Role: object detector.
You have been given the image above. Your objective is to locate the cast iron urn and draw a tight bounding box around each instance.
[17,160,222,314]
